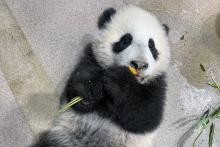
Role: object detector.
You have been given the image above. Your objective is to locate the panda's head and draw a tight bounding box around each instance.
[94,5,170,84]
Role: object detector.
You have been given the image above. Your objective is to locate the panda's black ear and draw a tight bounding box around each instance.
[162,24,169,35]
[98,8,116,29]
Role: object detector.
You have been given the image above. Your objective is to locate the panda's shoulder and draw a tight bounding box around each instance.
[78,43,100,66]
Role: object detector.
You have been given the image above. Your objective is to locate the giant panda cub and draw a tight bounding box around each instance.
[31,5,170,147]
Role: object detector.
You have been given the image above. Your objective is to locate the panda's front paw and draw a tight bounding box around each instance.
[105,66,137,81]
[103,66,137,103]
[65,75,104,113]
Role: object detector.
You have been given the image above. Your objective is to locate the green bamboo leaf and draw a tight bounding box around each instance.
[196,113,209,129]
[207,82,220,91]
[207,83,217,88]
[207,83,220,90]
[191,72,219,147]
[210,106,220,119]
[192,129,203,147]
[58,97,83,114]
[60,97,81,111]
[211,77,220,90]
[208,123,215,147]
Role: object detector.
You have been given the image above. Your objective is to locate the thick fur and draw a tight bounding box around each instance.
[98,8,116,29]
[64,44,166,133]
[30,5,170,147]
[31,44,166,147]
[63,44,104,113]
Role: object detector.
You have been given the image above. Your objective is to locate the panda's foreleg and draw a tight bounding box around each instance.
[103,66,144,104]
[103,66,165,133]
[63,50,105,113]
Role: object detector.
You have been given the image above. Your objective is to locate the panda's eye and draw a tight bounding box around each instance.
[148,38,158,60]
[148,38,155,49]
[113,33,132,53]
[121,34,132,45]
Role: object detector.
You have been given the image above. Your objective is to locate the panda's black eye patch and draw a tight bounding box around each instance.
[148,38,158,60]
[113,33,132,53]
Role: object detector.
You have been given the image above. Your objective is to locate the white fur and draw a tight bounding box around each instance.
[53,111,154,147]
[94,5,170,83]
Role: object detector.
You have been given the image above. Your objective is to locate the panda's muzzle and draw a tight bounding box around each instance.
[130,60,148,71]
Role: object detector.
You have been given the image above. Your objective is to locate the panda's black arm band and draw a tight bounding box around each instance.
[61,44,104,112]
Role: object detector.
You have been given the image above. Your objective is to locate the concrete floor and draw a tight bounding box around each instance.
[0,0,220,147]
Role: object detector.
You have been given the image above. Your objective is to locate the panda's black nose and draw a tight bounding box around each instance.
[130,60,148,70]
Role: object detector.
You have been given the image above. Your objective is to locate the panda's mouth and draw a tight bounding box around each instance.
[135,69,146,77]
[134,69,149,83]
[127,67,146,83]
[130,69,145,82]
[136,73,145,78]
[128,65,146,77]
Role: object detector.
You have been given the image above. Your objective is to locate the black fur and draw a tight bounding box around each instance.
[98,8,116,29]
[62,44,167,133]
[64,43,104,113]
[148,38,159,60]
[162,24,169,35]
[112,33,133,53]
[30,43,167,146]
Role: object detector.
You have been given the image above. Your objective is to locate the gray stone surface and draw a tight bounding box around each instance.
[0,1,33,147]
[0,67,33,146]
[5,0,125,94]
[1,0,220,146]
[0,0,59,140]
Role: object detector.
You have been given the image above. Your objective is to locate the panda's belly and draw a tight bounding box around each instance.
[56,111,156,147]
[126,132,155,147]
